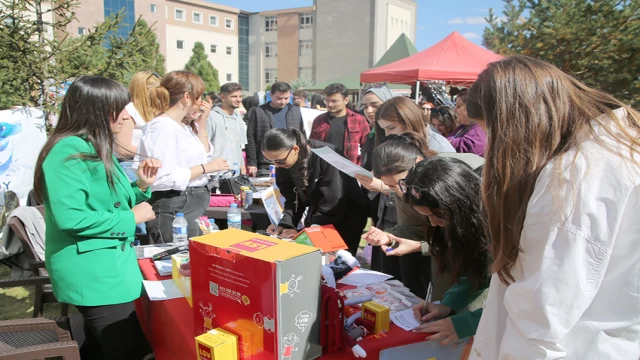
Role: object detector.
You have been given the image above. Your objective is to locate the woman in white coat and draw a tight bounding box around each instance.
[466,55,640,359]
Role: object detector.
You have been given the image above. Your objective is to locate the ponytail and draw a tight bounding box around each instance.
[262,128,311,196]
[149,86,170,114]
[373,131,435,177]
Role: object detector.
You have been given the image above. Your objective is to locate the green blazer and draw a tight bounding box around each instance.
[42,136,151,306]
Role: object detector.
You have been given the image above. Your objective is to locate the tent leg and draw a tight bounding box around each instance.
[415,80,420,104]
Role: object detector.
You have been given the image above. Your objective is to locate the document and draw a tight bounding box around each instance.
[142,280,184,301]
[337,269,393,286]
[143,246,168,258]
[311,147,374,178]
[390,308,421,331]
[154,260,173,276]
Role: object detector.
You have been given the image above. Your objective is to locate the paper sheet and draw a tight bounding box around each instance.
[390,308,421,331]
[142,280,184,301]
[311,147,374,178]
[154,260,173,276]
[143,246,167,258]
[337,269,393,286]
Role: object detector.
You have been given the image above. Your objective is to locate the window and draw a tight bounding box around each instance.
[265,68,277,84]
[226,73,233,82]
[226,46,232,55]
[193,12,202,24]
[175,8,185,21]
[177,40,185,49]
[395,18,398,28]
[390,17,394,27]
[225,18,233,29]
[265,42,277,58]
[150,4,157,13]
[209,15,218,26]
[78,27,86,35]
[299,13,313,29]
[299,40,312,56]
[210,44,217,54]
[299,67,312,81]
[265,15,277,32]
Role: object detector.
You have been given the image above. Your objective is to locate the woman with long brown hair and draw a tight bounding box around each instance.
[467,55,640,359]
[136,71,229,244]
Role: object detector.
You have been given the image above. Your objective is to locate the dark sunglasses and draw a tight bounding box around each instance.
[271,147,294,165]
[398,179,422,199]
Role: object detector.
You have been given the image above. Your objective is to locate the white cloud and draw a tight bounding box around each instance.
[446,16,488,25]
[463,32,481,39]
[447,17,465,24]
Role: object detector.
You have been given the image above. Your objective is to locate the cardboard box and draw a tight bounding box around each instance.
[294,225,347,253]
[172,253,192,307]
[195,328,239,360]
[362,301,390,335]
[190,229,323,360]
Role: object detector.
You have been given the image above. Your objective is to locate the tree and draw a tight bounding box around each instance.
[290,77,314,91]
[184,42,219,92]
[484,0,640,107]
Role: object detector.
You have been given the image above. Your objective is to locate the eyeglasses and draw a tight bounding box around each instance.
[398,179,422,199]
[147,72,161,81]
[272,147,294,165]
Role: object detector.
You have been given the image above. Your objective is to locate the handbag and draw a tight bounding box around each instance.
[209,194,238,207]
[218,171,256,195]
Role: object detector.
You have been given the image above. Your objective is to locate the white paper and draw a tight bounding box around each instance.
[390,308,421,331]
[338,269,393,286]
[143,246,167,258]
[142,280,184,301]
[311,147,374,178]
[154,260,173,276]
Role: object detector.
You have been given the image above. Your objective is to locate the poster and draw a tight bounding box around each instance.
[0,107,47,205]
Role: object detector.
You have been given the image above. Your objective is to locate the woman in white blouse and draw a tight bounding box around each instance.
[136,71,229,243]
[466,55,640,359]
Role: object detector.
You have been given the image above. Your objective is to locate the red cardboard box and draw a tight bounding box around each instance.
[294,225,347,253]
[190,229,323,360]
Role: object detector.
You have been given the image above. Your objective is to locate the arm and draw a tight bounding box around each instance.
[131,180,152,204]
[449,308,483,340]
[275,170,304,229]
[296,108,307,138]
[42,138,136,238]
[245,109,258,167]
[309,116,324,141]
[308,162,347,225]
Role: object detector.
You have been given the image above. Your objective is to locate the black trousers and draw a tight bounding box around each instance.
[146,186,211,244]
[77,301,151,360]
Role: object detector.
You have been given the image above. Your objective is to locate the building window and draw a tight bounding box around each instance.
[395,18,398,28]
[226,73,233,82]
[175,8,185,21]
[390,17,394,27]
[150,4,156,13]
[78,27,86,35]
[210,44,217,54]
[299,40,312,57]
[225,18,233,29]
[265,15,277,32]
[226,46,232,55]
[177,40,185,49]
[193,12,202,24]
[265,68,277,84]
[209,15,218,26]
[299,12,313,29]
[265,42,277,58]
[299,67,312,81]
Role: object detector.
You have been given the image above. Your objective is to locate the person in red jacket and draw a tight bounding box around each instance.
[309,83,370,165]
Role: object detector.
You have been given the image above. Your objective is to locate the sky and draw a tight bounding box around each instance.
[208,0,507,51]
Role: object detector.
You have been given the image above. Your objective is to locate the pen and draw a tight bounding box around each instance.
[421,282,433,322]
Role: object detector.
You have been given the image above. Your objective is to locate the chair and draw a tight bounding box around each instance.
[0,317,80,359]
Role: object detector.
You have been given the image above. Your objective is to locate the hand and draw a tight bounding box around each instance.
[136,159,162,188]
[267,224,284,235]
[132,202,155,224]
[362,226,391,246]
[280,229,299,239]
[197,99,212,124]
[413,317,458,345]
[412,302,452,323]
[383,235,422,256]
[240,165,247,175]
[248,166,258,177]
[355,174,387,193]
[205,158,229,173]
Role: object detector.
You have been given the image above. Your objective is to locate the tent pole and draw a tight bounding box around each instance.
[415,80,420,104]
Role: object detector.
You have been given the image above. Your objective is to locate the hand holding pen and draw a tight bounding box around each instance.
[411,282,459,345]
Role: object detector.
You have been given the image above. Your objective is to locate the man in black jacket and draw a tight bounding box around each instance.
[246,82,306,177]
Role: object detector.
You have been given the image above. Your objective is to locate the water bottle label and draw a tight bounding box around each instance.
[173,226,187,235]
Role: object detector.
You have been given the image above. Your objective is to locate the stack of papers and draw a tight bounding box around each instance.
[142,280,183,301]
[341,280,423,313]
[154,260,173,276]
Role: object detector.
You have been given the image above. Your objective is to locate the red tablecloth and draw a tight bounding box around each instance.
[136,259,427,360]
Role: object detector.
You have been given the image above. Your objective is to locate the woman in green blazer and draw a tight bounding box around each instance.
[33,76,161,360]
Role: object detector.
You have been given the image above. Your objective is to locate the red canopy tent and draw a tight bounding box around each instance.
[360,31,503,86]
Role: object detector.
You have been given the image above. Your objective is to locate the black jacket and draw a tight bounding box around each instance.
[246,103,306,170]
[276,141,368,246]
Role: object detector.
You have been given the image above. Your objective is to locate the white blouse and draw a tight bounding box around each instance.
[125,102,147,148]
[471,109,640,360]
[135,116,214,192]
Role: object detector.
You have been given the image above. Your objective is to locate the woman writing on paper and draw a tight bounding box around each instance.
[262,128,367,256]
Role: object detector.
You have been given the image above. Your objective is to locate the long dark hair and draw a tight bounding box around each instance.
[403,157,489,287]
[33,76,130,202]
[262,128,311,198]
[372,132,432,178]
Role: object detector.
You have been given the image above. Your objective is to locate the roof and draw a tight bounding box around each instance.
[308,33,418,90]
[360,31,503,85]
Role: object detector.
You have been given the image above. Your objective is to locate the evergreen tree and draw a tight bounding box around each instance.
[184,42,220,93]
[483,0,640,107]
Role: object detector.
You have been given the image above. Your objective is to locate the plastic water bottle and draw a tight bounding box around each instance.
[172,213,189,246]
[232,162,240,176]
[227,204,242,230]
[209,218,219,232]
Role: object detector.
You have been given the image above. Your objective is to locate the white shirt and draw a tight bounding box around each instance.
[125,102,147,147]
[135,116,214,191]
[471,109,640,360]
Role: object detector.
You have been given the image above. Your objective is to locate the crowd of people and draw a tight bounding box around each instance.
[33,54,640,359]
